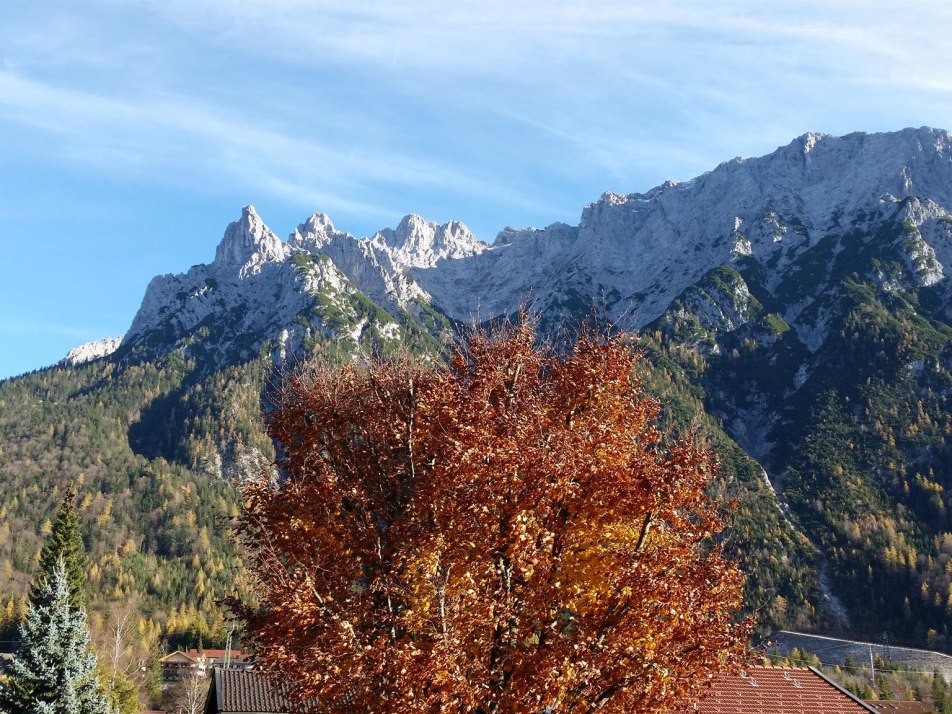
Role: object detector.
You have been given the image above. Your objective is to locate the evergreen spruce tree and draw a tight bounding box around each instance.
[31,484,86,608]
[877,675,895,700]
[0,560,110,713]
[933,670,952,714]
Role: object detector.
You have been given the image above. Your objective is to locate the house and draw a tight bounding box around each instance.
[202,662,889,713]
[689,665,879,713]
[160,648,252,681]
[866,703,934,714]
[203,668,313,714]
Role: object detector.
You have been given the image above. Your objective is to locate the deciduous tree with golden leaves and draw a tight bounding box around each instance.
[234,319,748,713]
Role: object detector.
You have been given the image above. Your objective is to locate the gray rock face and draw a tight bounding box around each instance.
[60,336,123,367]
[213,205,290,274]
[124,206,377,365]
[410,127,952,340]
[111,127,952,369]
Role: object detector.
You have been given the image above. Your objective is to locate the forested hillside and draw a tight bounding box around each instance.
[0,354,269,650]
[654,214,952,647]
[0,325,823,656]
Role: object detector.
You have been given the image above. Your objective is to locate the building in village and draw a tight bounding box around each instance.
[202,663,908,713]
[203,668,314,714]
[686,665,880,713]
[866,703,933,714]
[160,648,253,681]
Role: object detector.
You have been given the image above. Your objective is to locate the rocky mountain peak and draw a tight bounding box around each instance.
[394,213,429,243]
[112,127,952,374]
[374,214,486,269]
[796,131,825,155]
[213,205,288,273]
[289,212,340,251]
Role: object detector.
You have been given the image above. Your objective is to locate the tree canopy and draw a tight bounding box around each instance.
[234,320,749,713]
[31,483,86,609]
[0,560,110,713]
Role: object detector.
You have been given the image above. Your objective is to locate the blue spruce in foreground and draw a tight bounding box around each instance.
[0,560,110,714]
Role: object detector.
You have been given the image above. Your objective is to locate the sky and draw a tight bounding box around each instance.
[3,1,952,379]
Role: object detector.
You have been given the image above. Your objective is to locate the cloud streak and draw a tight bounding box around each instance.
[0,68,561,226]
[5,0,952,220]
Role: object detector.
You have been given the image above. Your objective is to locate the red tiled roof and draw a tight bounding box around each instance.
[866,702,933,714]
[690,665,877,713]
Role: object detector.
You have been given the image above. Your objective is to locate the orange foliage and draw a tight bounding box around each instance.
[234,319,749,713]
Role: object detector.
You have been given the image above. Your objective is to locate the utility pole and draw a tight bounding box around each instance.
[225,625,235,668]
[869,644,876,688]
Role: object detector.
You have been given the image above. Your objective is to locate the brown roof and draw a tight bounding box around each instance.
[205,664,913,713]
[188,649,248,661]
[162,649,249,665]
[206,668,312,713]
[866,703,934,714]
[691,665,878,713]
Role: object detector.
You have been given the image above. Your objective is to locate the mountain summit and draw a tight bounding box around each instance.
[213,205,289,273]
[119,127,952,371]
[404,126,952,335]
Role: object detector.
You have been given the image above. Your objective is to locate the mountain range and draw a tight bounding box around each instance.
[7,126,952,648]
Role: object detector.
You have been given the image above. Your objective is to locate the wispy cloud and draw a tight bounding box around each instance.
[123,1,952,88]
[0,68,555,224]
[5,0,952,218]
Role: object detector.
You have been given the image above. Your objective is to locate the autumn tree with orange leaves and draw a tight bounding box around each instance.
[233,319,749,713]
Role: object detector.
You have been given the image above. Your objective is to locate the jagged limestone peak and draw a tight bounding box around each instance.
[290,212,340,250]
[372,214,487,269]
[213,205,288,272]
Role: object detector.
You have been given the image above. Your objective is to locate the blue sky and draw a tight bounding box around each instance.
[3,1,952,379]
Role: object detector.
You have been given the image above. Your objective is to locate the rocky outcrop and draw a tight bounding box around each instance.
[103,127,952,373]
[60,336,123,367]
